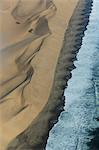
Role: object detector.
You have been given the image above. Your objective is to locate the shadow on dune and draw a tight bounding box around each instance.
[0,0,56,121]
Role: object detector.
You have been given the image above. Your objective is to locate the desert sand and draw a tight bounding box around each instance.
[0,0,78,149]
[6,0,93,149]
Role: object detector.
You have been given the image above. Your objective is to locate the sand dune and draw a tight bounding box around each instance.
[0,0,55,116]
[0,0,78,149]
[0,17,50,101]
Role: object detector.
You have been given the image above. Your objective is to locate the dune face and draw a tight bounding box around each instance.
[0,0,56,149]
[0,16,50,101]
[0,0,56,118]
[0,0,79,149]
[11,0,54,24]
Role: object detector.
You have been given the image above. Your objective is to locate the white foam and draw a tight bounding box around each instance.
[46,0,99,149]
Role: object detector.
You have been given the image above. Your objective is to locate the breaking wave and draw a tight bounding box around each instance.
[46,0,99,149]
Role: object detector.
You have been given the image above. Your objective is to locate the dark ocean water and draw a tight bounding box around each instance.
[46,0,99,149]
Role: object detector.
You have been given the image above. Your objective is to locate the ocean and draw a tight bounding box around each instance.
[46,0,99,149]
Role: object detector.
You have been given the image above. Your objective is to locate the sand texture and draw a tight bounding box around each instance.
[6,0,93,149]
[0,0,85,149]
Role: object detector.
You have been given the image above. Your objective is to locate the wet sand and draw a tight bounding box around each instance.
[6,0,93,149]
[0,0,78,150]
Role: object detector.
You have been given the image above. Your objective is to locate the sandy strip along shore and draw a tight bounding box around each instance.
[0,0,78,149]
[5,0,93,150]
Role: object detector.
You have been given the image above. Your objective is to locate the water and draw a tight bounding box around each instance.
[46,0,99,149]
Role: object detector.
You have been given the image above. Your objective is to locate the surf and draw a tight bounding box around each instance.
[46,0,99,149]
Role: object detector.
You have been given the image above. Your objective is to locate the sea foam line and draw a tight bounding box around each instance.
[46,0,99,149]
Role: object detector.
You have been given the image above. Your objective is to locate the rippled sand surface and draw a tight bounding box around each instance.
[0,0,78,149]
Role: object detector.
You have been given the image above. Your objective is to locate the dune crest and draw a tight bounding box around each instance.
[0,1,56,148]
[0,0,56,121]
[0,0,78,149]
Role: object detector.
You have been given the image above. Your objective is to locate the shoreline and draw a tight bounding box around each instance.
[6,0,93,150]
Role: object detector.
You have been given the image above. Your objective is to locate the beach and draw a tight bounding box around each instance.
[0,0,93,149]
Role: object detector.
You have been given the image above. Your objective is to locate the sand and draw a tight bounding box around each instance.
[0,0,79,149]
[6,0,93,149]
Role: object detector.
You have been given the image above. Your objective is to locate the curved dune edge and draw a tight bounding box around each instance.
[0,0,79,149]
[6,0,93,150]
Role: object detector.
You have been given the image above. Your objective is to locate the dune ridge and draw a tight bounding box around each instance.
[0,0,80,149]
[6,0,93,150]
[0,0,56,118]
[0,0,57,149]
